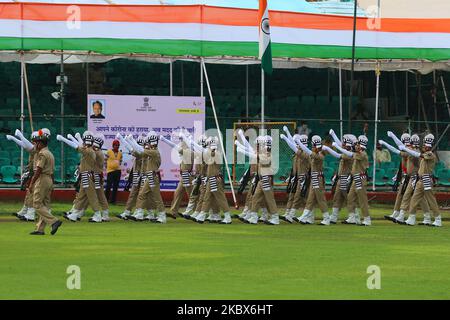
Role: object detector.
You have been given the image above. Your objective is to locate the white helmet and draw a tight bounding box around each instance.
[299,134,308,146]
[264,135,272,148]
[31,131,39,142]
[82,131,94,146]
[411,134,420,147]
[293,134,301,146]
[208,136,218,150]
[401,133,411,145]
[342,134,353,147]
[146,131,159,146]
[197,134,207,148]
[93,133,105,149]
[358,135,368,149]
[424,133,435,148]
[137,133,146,146]
[311,135,322,148]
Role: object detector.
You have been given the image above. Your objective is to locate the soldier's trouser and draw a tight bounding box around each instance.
[332,189,347,209]
[286,191,295,210]
[409,181,440,217]
[348,179,369,217]
[33,175,57,232]
[305,179,328,213]
[292,180,307,210]
[170,177,193,214]
[244,182,254,208]
[125,183,141,211]
[393,180,405,212]
[74,180,101,212]
[79,188,108,211]
[250,181,278,214]
[136,177,165,213]
[201,178,229,213]
[24,188,34,208]
[400,181,430,212]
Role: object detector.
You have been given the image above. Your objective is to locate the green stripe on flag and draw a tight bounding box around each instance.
[0,37,449,61]
[262,41,273,75]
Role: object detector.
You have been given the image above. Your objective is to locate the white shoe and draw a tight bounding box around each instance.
[361,216,372,226]
[320,212,331,226]
[267,214,280,225]
[190,211,199,220]
[184,200,196,215]
[297,209,311,224]
[210,213,222,223]
[89,211,103,223]
[156,212,167,224]
[432,216,442,227]
[343,213,356,224]
[101,210,110,222]
[220,212,232,224]
[247,212,259,224]
[16,206,28,217]
[23,208,36,221]
[395,210,406,224]
[66,212,79,222]
[146,211,156,221]
[405,214,416,226]
[118,210,131,220]
[330,208,339,224]
[385,210,400,221]
[419,213,432,226]
[259,210,269,222]
[131,209,145,221]
[195,212,206,223]
[354,212,361,225]
[285,214,295,224]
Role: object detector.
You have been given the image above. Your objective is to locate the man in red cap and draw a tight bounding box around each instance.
[105,139,123,204]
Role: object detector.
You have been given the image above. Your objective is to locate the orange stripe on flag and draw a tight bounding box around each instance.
[0,3,449,33]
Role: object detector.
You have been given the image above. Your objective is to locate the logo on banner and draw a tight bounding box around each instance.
[137,97,156,112]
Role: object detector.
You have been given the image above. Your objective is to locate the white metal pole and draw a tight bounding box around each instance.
[339,64,343,139]
[169,60,173,96]
[261,68,265,133]
[20,56,24,176]
[201,58,238,208]
[372,64,380,191]
[200,59,203,97]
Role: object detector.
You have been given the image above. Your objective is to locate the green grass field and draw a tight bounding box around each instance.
[0,201,449,300]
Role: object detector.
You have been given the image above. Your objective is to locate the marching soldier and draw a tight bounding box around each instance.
[164,133,194,219]
[296,135,331,225]
[127,132,167,224]
[29,129,62,235]
[281,134,300,221]
[328,130,354,224]
[401,134,442,227]
[6,130,38,221]
[386,132,431,224]
[334,135,371,226]
[58,131,103,222]
[379,133,410,221]
[196,136,232,224]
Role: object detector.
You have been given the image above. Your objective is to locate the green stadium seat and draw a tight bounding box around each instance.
[0,157,10,166]
[0,151,9,159]
[1,165,18,183]
[437,169,450,186]
[374,168,386,186]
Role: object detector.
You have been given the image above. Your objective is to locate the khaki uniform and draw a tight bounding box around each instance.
[170,145,194,215]
[399,151,430,212]
[79,149,109,211]
[250,151,278,214]
[135,147,165,213]
[201,149,230,213]
[124,152,143,211]
[74,146,101,212]
[409,151,440,216]
[244,163,265,210]
[393,152,409,211]
[305,151,328,213]
[292,150,311,210]
[332,153,353,209]
[33,147,57,232]
[347,151,370,217]
[24,149,37,208]
[285,153,298,210]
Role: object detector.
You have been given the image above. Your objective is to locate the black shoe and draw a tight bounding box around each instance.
[50,220,63,235]
[168,213,177,220]
[128,216,137,221]
[30,231,45,235]
[177,212,185,218]
[384,215,394,221]
[18,215,27,221]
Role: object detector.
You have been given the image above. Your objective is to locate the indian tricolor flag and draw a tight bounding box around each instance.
[258,0,273,74]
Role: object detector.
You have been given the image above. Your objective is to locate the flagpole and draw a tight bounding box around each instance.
[261,68,265,133]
